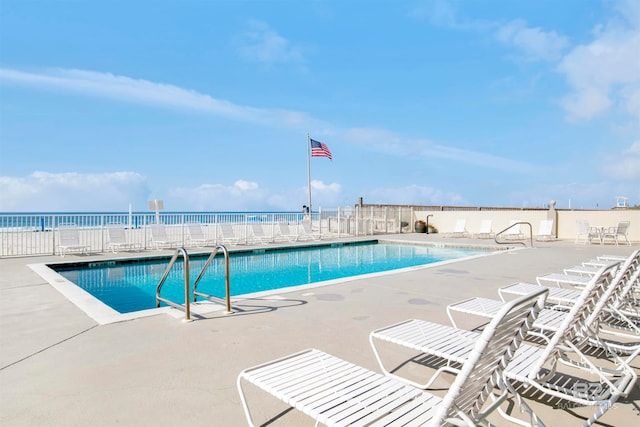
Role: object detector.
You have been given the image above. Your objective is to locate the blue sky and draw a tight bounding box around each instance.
[1,0,639,212]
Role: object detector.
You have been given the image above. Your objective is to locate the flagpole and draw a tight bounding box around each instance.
[307,132,312,214]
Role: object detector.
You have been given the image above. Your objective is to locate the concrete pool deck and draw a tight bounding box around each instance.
[1,234,638,426]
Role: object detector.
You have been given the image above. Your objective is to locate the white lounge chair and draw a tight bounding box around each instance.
[447,258,640,363]
[535,219,554,241]
[106,225,140,253]
[299,221,321,240]
[575,220,600,245]
[57,225,90,256]
[186,223,216,248]
[502,219,525,240]
[217,223,242,245]
[238,289,547,427]
[248,223,273,244]
[474,219,495,239]
[370,262,637,427]
[149,224,180,250]
[499,267,640,351]
[274,222,298,242]
[601,220,631,246]
[449,219,469,237]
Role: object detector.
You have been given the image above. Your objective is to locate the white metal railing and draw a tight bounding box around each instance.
[0,208,402,258]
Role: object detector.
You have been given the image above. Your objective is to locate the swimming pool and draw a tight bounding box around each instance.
[48,241,488,315]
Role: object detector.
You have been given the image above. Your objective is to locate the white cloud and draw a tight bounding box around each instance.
[410,0,492,31]
[343,128,539,173]
[0,172,150,211]
[496,19,569,62]
[168,180,268,211]
[557,5,640,121]
[235,20,305,65]
[366,184,465,206]
[168,179,343,211]
[0,68,321,129]
[601,141,640,182]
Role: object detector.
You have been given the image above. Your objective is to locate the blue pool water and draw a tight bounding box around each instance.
[52,242,486,313]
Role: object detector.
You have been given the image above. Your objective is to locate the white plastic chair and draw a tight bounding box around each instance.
[371,262,636,426]
[535,219,555,241]
[449,219,469,237]
[239,289,547,427]
[601,221,631,246]
[575,220,600,245]
[474,219,494,239]
[186,223,216,247]
[57,225,90,256]
[149,224,180,250]
[107,225,140,253]
[217,223,242,245]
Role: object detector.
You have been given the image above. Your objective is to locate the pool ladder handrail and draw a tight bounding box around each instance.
[494,221,533,247]
[155,247,192,322]
[192,244,232,314]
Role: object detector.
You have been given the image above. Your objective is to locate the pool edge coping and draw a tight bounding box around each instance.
[29,240,520,325]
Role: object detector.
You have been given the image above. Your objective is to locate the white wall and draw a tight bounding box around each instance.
[414,209,640,242]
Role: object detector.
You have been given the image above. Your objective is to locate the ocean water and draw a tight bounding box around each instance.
[0,211,304,231]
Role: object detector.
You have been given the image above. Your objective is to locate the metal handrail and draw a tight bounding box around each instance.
[155,247,192,321]
[495,222,533,247]
[192,245,232,314]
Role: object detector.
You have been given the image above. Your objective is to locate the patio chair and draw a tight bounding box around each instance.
[575,220,600,245]
[149,224,180,250]
[535,219,555,241]
[601,220,631,246]
[448,219,469,237]
[448,258,640,363]
[57,225,90,256]
[106,225,141,253]
[500,266,640,348]
[186,223,216,248]
[299,221,321,240]
[217,223,242,245]
[474,219,495,239]
[248,222,273,244]
[274,222,298,242]
[370,261,637,427]
[238,289,547,427]
[503,219,525,240]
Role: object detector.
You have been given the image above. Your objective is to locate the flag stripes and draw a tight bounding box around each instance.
[310,138,332,160]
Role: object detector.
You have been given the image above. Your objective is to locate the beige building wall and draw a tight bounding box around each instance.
[412,209,640,242]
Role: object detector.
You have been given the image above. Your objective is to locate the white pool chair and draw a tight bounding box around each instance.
[186,223,216,248]
[371,263,636,427]
[239,289,547,427]
[474,219,495,239]
[274,222,298,242]
[217,223,242,245]
[503,219,525,240]
[57,225,90,256]
[248,222,273,244]
[298,221,321,240]
[575,220,600,245]
[601,220,631,246]
[499,249,640,338]
[535,219,555,241]
[448,259,640,362]
[149,224,180,250]
[106,225,141,253]
[448,219,469,237]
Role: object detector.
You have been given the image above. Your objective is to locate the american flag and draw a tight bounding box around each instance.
[310,138,332,160]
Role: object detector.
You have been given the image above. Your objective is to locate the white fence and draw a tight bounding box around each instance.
[0,207,405,257]
[3,204,636,257]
